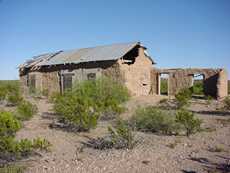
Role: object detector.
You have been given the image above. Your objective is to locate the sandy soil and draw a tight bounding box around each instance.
[15,96,230,173]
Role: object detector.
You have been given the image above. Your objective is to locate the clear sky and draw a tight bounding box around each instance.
[1,0,230,80]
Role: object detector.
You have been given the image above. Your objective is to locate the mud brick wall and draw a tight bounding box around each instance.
[158,68,228,99]
[118,47,153,96]
[42,71,60,95]
[19,75,28,96]
[217,69,228,99]
[150,69,159,95]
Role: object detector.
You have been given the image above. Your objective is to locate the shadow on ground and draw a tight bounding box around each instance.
[185,156,230,173]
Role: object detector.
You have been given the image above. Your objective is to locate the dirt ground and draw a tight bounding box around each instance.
[13,96,230,173]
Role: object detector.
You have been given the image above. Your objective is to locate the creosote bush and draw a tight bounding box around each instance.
[175,109,202,137]
[0,111,21,137]
[53,77,130,131]
[16,101,38,121]
[131,106,179,135]
[84,119,135,150]
[175,88,192,108]
[0,111,51,162]
[108,119,135,149]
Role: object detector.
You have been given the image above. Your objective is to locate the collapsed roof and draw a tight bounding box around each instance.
[19,42,154,71]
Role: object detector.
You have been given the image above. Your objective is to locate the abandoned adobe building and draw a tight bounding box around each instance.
[19,42,228,99]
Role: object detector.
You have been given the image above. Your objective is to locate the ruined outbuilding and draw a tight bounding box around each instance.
[152,68,228,99]
[19,42,228,99]
[19,42,155,96]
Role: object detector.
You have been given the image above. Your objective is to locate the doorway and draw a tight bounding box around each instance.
[158,73,169,95]
[191,74,205,98]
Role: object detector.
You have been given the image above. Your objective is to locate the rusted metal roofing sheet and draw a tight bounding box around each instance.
[39,42,140,66]
[20,42,154,69]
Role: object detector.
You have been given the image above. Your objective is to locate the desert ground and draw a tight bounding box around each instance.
[3,95,228,173]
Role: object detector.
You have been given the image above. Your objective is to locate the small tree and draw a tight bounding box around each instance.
[175,88,192,109]
[175,109,202,137]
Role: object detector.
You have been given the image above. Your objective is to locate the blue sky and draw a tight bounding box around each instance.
[0,0,230,80]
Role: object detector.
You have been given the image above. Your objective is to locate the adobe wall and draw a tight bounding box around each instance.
[42,71,60,95]
[158,68,228,99]
[118,47,154,96]
[217,69,228,99]
[150,69,159,95]
[20,72,43,95]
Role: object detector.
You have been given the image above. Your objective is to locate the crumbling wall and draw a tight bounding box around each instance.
[119,47,153,96]
[157,68,228,99]
[217,69,228,99]
[19,75,28,96]
[42,71,60,95]
[150,69,159,95]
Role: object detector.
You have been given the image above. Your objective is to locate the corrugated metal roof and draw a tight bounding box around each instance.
[20,42,153,69]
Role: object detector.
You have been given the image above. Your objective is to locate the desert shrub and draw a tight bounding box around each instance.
[0,86,8,102]
[32,137,51,151]
[175,88,192,108]
[108,119,135,149]
[1,81,23,106]
[0,111,21,137]
[84,119,135,150]
[53,77,130,131]
[42,89,49,97]
[0,164,25,173]
[53,89,99,131]
[160,79,168,95]
[131,106,180,135]
[205,95,213,105]
[15,139,33,156]
[175,109,202,137]
[192,81,204,95]
[6,92,23,106]
[16,101,37,121]
[223,96,230,110]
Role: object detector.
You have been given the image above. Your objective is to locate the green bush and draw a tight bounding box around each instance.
[53,77,130,131]
[192,81,204,95]
[16,101,37,121]
[175,88,192,108]
[0,86,8,101]
[0,136,18,154]
[175,109,202,137]
[16,139,33,156]
[0,111,21,137]
[0,164,25,173]
[0,81,22,106]
[108,119,134,149]
[160,79,168,95]
[223,96,230,110]
[32,137,51,151]
[131,106,179,135]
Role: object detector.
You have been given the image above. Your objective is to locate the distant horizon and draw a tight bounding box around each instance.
[1,0,230,80]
